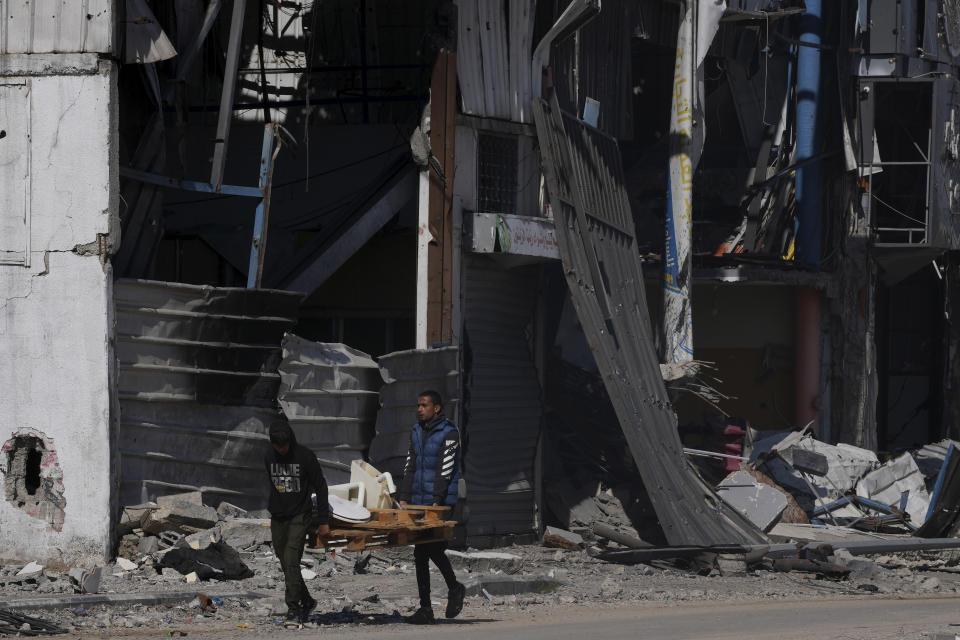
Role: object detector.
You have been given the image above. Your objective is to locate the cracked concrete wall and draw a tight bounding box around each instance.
[0,57,117,564]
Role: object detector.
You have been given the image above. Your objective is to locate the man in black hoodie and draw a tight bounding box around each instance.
[264,422,329,625]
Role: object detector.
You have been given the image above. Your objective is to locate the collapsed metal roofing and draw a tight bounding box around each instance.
[531,93,767,546]
[115,279,302,508]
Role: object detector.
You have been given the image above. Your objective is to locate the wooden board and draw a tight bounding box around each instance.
[305,505,456,552]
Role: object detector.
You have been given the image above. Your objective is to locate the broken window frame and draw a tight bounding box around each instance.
[858,78,934,246]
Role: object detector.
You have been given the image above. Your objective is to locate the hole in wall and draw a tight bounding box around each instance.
[25,448,41,495]
[1,430,66,531]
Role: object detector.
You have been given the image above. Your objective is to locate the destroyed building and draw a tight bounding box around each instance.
[6,0,960,563]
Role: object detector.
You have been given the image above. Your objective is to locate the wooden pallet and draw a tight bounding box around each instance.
[306,506,456,552]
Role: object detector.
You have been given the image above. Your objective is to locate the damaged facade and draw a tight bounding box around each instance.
[6,0,960,563]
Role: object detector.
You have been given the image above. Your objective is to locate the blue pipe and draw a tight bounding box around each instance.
[795,0,822,265]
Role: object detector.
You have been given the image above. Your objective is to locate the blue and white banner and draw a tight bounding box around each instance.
[663,0,725,364]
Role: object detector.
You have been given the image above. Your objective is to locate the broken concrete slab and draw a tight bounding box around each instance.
[216,502,248,520]
[218,519,271,549]
[138,536,160,554]
[115,558,137,572]
[68,567,101,594]
[179,528,221,551]
[445,551,523,573]
[716,470,788,532]
[542,526,583,550]
[855,452,930,525]
[156,491,204,509]
[118,502,157,535]
[751,432,879,506]
[832,548,883,580]
[463,575,562,597]
[16,562,43,577]
[141,502,219,535]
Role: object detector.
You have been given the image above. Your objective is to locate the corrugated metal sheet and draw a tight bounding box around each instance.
[369,347,460,478]
[532,94,767,546]
[463,256,542,537]
[277,334,383,485]
[552,0,635,139]
[0,0,113,54]
[456,0,535,122]
[115,279,302,508]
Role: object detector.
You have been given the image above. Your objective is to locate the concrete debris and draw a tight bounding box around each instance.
[445,551,524,574]
[300,568,317,581]
[590,523,651,549]
[141,502,219,535]
[216,502,248,520]
[716,470,789,532]
[118,502,156,535]
[16,562,43,577]
[751,431,879,507]
[180,528,222,551]
[831,548,884,580]
[159,532,183,550]
[67,567,102,594]
[138,536,160,554]
[713,553,749,576]
[219,519,272,550]
[855,452,931,525]
[185,572,198,584]
[115,558,137,572]
[156,491,205,509]
[738,465,809,524]
[542,526,583,550]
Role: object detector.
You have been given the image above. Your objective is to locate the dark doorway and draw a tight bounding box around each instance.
[877,266,945,451]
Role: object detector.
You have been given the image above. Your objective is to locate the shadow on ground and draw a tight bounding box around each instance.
[300,609,498,627]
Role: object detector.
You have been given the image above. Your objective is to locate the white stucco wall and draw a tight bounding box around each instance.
[0,58,117,564]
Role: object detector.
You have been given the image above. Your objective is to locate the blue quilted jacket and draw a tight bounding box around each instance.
[397,417,460,506]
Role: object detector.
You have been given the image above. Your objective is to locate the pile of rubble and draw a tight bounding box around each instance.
[710,431,960,537]
[117,492,273,561]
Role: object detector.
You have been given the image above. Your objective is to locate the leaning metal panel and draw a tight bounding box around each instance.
[532,95,766,546]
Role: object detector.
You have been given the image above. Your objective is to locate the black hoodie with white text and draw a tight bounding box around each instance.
[264,422,329,522]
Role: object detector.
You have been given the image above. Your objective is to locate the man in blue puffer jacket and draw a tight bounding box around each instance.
[397,390,466,625]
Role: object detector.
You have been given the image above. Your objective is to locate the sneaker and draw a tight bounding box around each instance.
[406,606,436,625]
[284,610,303,629]
[446,582,466,618]
[299,596,317,623]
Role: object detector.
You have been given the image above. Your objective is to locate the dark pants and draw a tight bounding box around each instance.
[414,541,458,608]
[271,512,311,615]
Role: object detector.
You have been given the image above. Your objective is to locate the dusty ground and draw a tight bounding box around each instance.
[3,543,960,636]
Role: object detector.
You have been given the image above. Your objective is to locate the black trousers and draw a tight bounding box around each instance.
[271,512,311,615]
[414,541,458,608]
